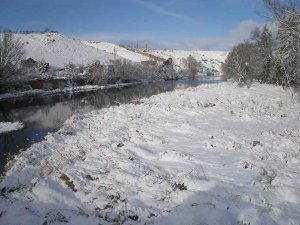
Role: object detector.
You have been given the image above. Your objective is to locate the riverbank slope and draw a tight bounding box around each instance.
[1,82,299,225]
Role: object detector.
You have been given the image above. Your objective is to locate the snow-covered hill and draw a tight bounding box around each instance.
[16,33,119,68]
[15,33,228,73]
[150,50,228,72]
[82,41,150,62]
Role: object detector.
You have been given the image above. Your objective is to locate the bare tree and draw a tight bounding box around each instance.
[109,59,146,81]
[0,30,25,78]
[182,55,201,79]
[87,60,107,84]
[64,62,79,77]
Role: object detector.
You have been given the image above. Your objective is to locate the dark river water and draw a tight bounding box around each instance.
[0,79,220,174]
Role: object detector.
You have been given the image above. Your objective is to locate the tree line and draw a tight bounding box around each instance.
[222,0,300,87]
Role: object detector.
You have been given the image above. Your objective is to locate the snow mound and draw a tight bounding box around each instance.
[0,121,24,134]
[82,41,150,62]
[1,83,300,225]
[16,33,119,68]
[150,50,228,72]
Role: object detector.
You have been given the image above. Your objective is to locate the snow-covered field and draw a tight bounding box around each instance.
[1,83,299,225]
[0,122,24,134]
[150,50,228,71]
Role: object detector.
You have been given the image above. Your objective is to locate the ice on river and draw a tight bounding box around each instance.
[0,122,24,134]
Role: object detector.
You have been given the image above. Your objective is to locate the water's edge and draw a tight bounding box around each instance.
[0,79,220,174]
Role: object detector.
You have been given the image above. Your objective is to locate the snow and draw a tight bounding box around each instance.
[0,121,24,134]
[16,33,150,68]
[82,41,150,62]
[150,50,228,72]
[1,82,300,225]
[15,33,228,72]
[16,33,120,68]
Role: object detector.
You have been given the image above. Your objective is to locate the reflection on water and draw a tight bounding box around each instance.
[0,79,220,173]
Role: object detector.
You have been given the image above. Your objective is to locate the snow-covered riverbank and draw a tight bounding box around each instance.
[1,82,299,225]
[0,85,101,101]
[0,83,139,101]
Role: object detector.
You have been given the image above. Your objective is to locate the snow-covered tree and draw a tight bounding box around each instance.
[222,42,258,86]
[263,0,300,86]
[250,25,274,83]
[223,0,299,87]
[182,55,202,79]
[110,59,141,81]
[0,30,25,78]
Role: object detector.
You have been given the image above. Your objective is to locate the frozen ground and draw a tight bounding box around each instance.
[0,122,24,134]
[0,82,299,225]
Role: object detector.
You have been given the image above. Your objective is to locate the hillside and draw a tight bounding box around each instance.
[16,33,119,68]
[82,41,150,62]
[15,33,228,73]
[150,50,228,72]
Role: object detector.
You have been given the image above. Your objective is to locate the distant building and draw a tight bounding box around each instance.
[21,58,38,68]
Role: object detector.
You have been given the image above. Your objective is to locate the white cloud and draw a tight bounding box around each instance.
[129,0,192,21]
[229,20,261,42]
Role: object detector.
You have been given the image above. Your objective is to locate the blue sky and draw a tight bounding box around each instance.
[0,0,269,50]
